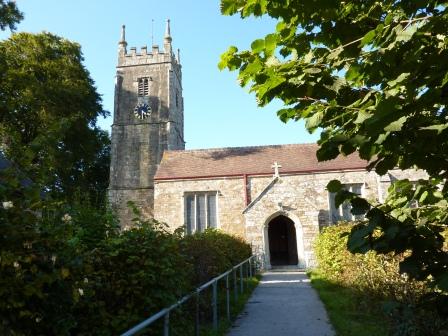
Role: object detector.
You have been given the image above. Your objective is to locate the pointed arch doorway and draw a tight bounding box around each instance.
[267,215,299,266]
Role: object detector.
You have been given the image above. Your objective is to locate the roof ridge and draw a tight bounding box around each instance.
[165,142,318,154]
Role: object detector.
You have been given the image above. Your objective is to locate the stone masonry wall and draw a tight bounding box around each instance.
[154,177,247,237]
[154,167,427,269]
[109,39,184,228]
[244,170,380,268]
[108,188,154,229]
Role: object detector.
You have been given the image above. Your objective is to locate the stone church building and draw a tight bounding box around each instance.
[109,22,423,268]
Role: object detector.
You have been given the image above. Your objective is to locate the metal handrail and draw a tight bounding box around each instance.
[121,255,257,336]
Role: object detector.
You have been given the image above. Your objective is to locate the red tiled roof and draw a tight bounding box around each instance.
[154,143,368,180]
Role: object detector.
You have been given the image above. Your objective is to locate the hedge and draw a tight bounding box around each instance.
[0,171,252,335]
[181,229,252,284]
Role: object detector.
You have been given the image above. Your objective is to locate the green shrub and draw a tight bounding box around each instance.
[181,229,251,285]
[314,223,350,282]
[314,222,448,335]
[1,169,252,335]
[315,222,426,301]
[73,221,192,335]
[0,169,80,335]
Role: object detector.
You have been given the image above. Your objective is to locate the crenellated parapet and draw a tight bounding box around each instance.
[117,21,180,68]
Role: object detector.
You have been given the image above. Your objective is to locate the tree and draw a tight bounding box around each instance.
[219,1,448,292]
[0,32,110,202]
[0,0,23,31]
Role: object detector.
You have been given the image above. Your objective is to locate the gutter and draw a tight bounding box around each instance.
[153,166,367,182]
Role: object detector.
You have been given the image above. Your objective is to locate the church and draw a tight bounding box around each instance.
[108,22,424,269]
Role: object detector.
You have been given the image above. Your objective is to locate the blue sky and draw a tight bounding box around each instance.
[3,0,319,149]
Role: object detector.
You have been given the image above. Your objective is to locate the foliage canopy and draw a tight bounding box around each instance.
[0,32,110,201]
[0,0,22,31]
[220,0,448,292]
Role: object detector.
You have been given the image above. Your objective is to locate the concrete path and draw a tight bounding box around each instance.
[227,270,334,336]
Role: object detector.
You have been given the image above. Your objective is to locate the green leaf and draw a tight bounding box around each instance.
[420,123,448,134]
[395,24,418,43]
[351,197,371,215]
[384,13,394,25]
[345,64,361,82]
[387,73,410,87]
[316,143,340,161]
[442,71,448,86]
[384,116,407,132]
[419,190,428,203]
[375,132,389,145]
[347,223,373,253]
[354,109,372,124]
[220,0,243,15]
[303,67,322,74]
[218,46,239,70]
[360,29,376,46]
[303,51,313,63]
[375,156,397,175]
[243,57,262,75]
[335,190,353,208]
[305,111,323,131]
[251,39,265,53]
[327,180,342,192]
[327,47,343,61]
[264,33,277,56]
[433,190,443,199]
[326,77,346,93]
[266,74,286,90]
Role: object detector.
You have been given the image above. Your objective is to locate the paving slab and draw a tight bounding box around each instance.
[227,270,334,336]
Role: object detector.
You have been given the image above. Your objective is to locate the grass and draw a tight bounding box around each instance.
[201,275,261,336]
[308,270,389,336]
[132,275,260,336]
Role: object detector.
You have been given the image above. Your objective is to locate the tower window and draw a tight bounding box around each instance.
[138,77,149,96]
[175,89,180,108]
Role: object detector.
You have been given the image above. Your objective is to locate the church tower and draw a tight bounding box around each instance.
[109,21,185,226]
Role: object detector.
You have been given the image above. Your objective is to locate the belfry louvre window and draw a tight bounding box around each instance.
[138,77,149,96]
[185,192,217,233]
[329,183,363,223]
[175,89,180,108]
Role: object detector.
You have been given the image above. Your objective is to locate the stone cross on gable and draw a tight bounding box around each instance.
[271,161,282,177]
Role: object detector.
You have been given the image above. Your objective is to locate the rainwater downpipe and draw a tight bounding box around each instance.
[243,174,250,206]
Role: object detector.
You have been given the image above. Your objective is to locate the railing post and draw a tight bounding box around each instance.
[233,268,238,302]
[164,312,170,336]
[195,291,200,336]
[240,264,244,293]
[249,258,253,279]
[212,280,218,331]
[226,274,230,322]
[246,260,249,290]
[120,257,254,336]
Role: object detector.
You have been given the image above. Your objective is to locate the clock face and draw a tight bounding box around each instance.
[133,103,151,119]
